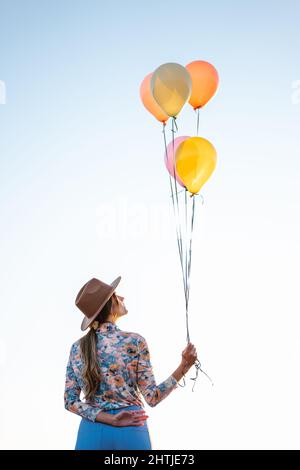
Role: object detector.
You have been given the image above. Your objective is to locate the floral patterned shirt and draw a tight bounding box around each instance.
[64,321,179,422]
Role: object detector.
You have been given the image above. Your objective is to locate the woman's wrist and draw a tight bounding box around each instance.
[95,410,115,425]
[172,360,190,383]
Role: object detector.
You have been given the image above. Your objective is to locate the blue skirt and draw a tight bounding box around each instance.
[75,404,152,450]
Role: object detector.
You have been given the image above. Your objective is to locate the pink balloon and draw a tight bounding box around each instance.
[164,136,190,188]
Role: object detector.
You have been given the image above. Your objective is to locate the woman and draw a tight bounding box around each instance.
[64,275,197,450]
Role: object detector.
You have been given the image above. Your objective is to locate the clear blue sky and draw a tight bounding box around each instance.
[0,0,300,450]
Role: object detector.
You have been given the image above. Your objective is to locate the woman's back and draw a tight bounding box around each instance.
[64,321,178,422]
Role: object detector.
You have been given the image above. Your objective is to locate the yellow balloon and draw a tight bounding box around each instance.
[175,137,217,194]
[150,63,192,117]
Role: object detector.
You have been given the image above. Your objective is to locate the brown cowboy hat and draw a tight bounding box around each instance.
[75,275,121,331]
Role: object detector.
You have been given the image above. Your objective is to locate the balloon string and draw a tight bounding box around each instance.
[190,359,214,391]
[170,188,185,197]
[184,191,194,343]
[177,376,186,388]
[173,116,178,132]
[163,121,184,271]
[168,188,203,199]
[177,360,214,391]
[195,107,200,136]
[185,192,200,345]
[184,189,189,343]
[162,123,187,302]
[163,118,188,389]
[178,360,214,391]
[186,192,200,306]
[171,117,187,302]
[163,120,212,390]
[188,193,213,390]
[185,193,214,390]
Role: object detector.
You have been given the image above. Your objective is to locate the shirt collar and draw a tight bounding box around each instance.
[97,321,120,333]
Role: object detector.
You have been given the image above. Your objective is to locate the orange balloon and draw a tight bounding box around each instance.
[140,73,169,124]
[186,60,219,109]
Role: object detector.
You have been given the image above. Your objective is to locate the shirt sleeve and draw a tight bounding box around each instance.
[136,336,178,407]
[64,343,102,422]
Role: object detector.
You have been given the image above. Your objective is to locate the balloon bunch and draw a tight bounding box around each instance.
[140,61,219,389]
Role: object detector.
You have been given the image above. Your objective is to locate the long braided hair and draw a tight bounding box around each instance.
[79,293,117,401]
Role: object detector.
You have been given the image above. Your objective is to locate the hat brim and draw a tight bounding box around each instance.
[80,275,122,331]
